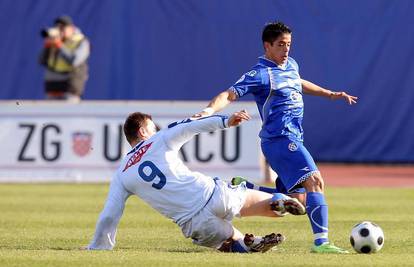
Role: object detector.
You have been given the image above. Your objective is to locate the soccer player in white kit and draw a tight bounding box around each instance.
[87,110,305,253]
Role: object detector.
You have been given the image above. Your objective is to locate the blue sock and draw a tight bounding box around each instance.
[257,185,277,194]
[244,180,277,194]
[306,192,329,246]
[243,180,255,189]
[231,240,249,253]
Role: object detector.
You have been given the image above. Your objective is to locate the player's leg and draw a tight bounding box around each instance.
[231,153,276,193]
[239,189,277,217]
[302,173,348,253]
[261,157,276,184]
[217,227,249,253]
[233,152,308,207]
[302,172,328,245]
[240,189,305,217]
[218,227,284,253]
[232,175,307,206]
[243,232,285,253]
[87,177,132,250]
[182,211,262,253]
[184,179,285,253]
[275,178,307,206]
[261,138,347,253]
[231,175,278,194]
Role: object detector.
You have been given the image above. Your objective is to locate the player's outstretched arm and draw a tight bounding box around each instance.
[86,177,131,250]
[301,79,358,105]
[328,91,358,105]
[192,89,238,118]
[164,110,250,151]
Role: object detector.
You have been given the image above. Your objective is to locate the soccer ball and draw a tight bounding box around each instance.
[350,221,384,253]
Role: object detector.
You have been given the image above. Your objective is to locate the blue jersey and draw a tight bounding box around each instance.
[230,56,304,142]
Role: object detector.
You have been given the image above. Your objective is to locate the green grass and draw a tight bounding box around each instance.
[0,184,413,267]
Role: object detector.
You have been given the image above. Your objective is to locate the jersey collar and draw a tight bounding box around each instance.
[258,56,288,69]
[127,141,144,155]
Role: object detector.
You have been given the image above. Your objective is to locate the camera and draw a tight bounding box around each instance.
[40,27,60,38]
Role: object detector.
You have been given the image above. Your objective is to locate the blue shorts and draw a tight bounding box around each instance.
[275,177,306,195]
[261,137,319,193]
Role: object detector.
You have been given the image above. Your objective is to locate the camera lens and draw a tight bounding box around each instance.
[40,28,49,38]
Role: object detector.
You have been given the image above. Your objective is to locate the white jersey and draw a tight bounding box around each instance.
[118,115,229,225]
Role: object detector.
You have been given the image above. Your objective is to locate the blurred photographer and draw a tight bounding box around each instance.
[39,15,90,102]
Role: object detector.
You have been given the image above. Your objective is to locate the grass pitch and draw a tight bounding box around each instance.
[0,184,413,267]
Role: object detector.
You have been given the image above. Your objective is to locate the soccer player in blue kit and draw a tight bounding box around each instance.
[194,22,357,253]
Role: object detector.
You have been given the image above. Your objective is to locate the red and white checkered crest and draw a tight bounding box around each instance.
[72,132,93,157]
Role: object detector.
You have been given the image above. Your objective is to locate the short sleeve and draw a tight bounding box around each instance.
[230,69,264,98]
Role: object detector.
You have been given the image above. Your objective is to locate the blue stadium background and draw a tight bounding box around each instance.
[1,0,413,162]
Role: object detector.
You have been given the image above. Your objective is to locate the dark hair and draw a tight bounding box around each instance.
[123,112,152,144]
[262,22,292,44]
[54,15,73,26]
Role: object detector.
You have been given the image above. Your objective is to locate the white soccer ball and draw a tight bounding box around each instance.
[350,221,384,253]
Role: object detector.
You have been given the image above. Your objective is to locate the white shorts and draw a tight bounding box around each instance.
[180,179,247,249]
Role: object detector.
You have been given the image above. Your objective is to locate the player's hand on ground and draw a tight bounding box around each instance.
[228,110,251,127]
[330,91,358,105]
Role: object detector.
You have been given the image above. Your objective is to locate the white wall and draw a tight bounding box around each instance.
[0,101,263,182]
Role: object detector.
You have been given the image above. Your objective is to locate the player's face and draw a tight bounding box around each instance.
[265,33,291,66]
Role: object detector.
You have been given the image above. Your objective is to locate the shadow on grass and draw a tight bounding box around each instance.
[164,248,208,253]
[0,245,77,251]
[114,246,208,253]
[0,245,209,253]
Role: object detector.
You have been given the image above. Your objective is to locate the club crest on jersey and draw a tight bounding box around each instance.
[290,91,302,102]
[288,142,298,152]
[123,142,153,172]
[72,132,92,157]
[246,70,257,77]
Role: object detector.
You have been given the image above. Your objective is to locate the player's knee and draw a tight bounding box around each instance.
[302,173,324,192]
[314,173,325,190]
